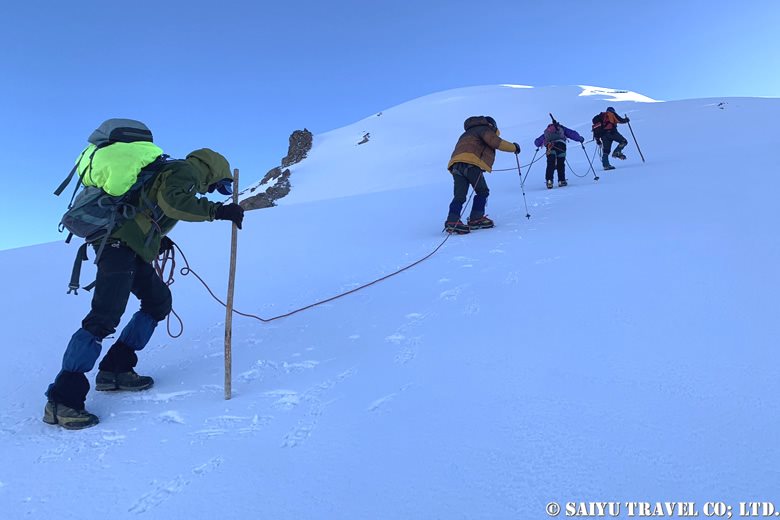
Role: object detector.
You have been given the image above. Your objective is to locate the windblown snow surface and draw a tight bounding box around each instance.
[1,85,779,519]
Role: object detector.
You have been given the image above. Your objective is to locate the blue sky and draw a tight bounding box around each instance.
[2,0,779,250]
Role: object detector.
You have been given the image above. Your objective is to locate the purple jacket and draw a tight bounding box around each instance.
[534,125,584,148]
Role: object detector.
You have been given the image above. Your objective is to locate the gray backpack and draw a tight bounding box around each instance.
[54,119,166,294]
[543,123,566,143]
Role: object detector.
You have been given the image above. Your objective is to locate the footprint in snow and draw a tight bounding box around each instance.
[282,424,314,448]
[280,369,356,448]
[368,393,397,412]
[463,301,480,315]
[368,384,412,413]
[190,428,227,438]
[263,390,301,410]
[238,359,281,383]
[394,347,416,365]
[128,457,223,514]
[123,390,196,403]
[385,333,405,344]
[439,287,462,301]
[158,411,185,424]
[534,256,562,265]
[394,336,420,365]
[281,360,319,374]
[504,271,522,285]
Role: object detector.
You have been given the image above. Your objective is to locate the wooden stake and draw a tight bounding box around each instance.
[224,168,239,400]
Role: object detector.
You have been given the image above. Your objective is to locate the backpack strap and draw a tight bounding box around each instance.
[54,148,89,197]
[54,146,102,212]
[67,242,90,295]
[91,197,122,266]
[53,163,79,198]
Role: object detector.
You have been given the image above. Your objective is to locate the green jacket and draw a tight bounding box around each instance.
[112,148,232,262]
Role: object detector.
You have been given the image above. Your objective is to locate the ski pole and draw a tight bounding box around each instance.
[581,142,599,181]
[516,150,536,219]
[522,148,540,185]
[625,116,646,163]
[224,167,239,400]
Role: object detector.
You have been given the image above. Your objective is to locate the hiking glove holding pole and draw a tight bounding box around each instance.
[215,203,244,229]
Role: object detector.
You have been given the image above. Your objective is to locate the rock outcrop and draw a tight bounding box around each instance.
[240,128,313,210]
[282,129,313,167]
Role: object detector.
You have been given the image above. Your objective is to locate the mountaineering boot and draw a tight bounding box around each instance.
[603,164,616,170]
[612,150,627,160]
[95,369,154,392]
[444,220,470,234]
[43,401,99,430]
[559,179,568,187]
[467,215,495,230]
[546,179,553,189]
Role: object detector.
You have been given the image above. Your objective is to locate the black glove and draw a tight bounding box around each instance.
[215,203,244,229]
[512,142,521,154]
[158,236,174,255]
[579,137,585,143]
[624,116,630,122]
[596,138,602,146]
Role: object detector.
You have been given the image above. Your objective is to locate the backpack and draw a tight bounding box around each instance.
[59,157,168,243]
[592,112,607,139]
[543,123,566,143]
[54,119,168,293]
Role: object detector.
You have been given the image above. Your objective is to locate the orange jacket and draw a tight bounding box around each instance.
[603,111,628,131]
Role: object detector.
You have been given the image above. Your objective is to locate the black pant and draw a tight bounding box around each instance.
[82,243,171,338]
[46,243,171,409]
[545,154,566,182]
[447,163,489,222]
[602,130,628,155]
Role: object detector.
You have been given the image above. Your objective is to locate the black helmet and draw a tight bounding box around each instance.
[606,107,616,114]
[484,116,497,129]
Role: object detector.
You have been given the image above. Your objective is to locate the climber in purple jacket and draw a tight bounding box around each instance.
[534,122,585,189]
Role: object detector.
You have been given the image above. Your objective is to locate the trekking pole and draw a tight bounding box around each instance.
[516,150,535,219]
[521,148,540,185]
[580,142,600,181]
[224,168,239,400]
[625,115,646,163]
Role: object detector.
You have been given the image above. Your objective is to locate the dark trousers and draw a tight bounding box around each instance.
[545,153,566,182]
[447,162,489,222]
[602,130,628,156]
[46,243,172,409]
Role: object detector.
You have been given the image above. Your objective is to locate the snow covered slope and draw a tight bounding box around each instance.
[241,85,658,205]
[2,85,779,519]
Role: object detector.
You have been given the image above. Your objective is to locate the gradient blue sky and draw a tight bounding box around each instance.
[2,0,779,249]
